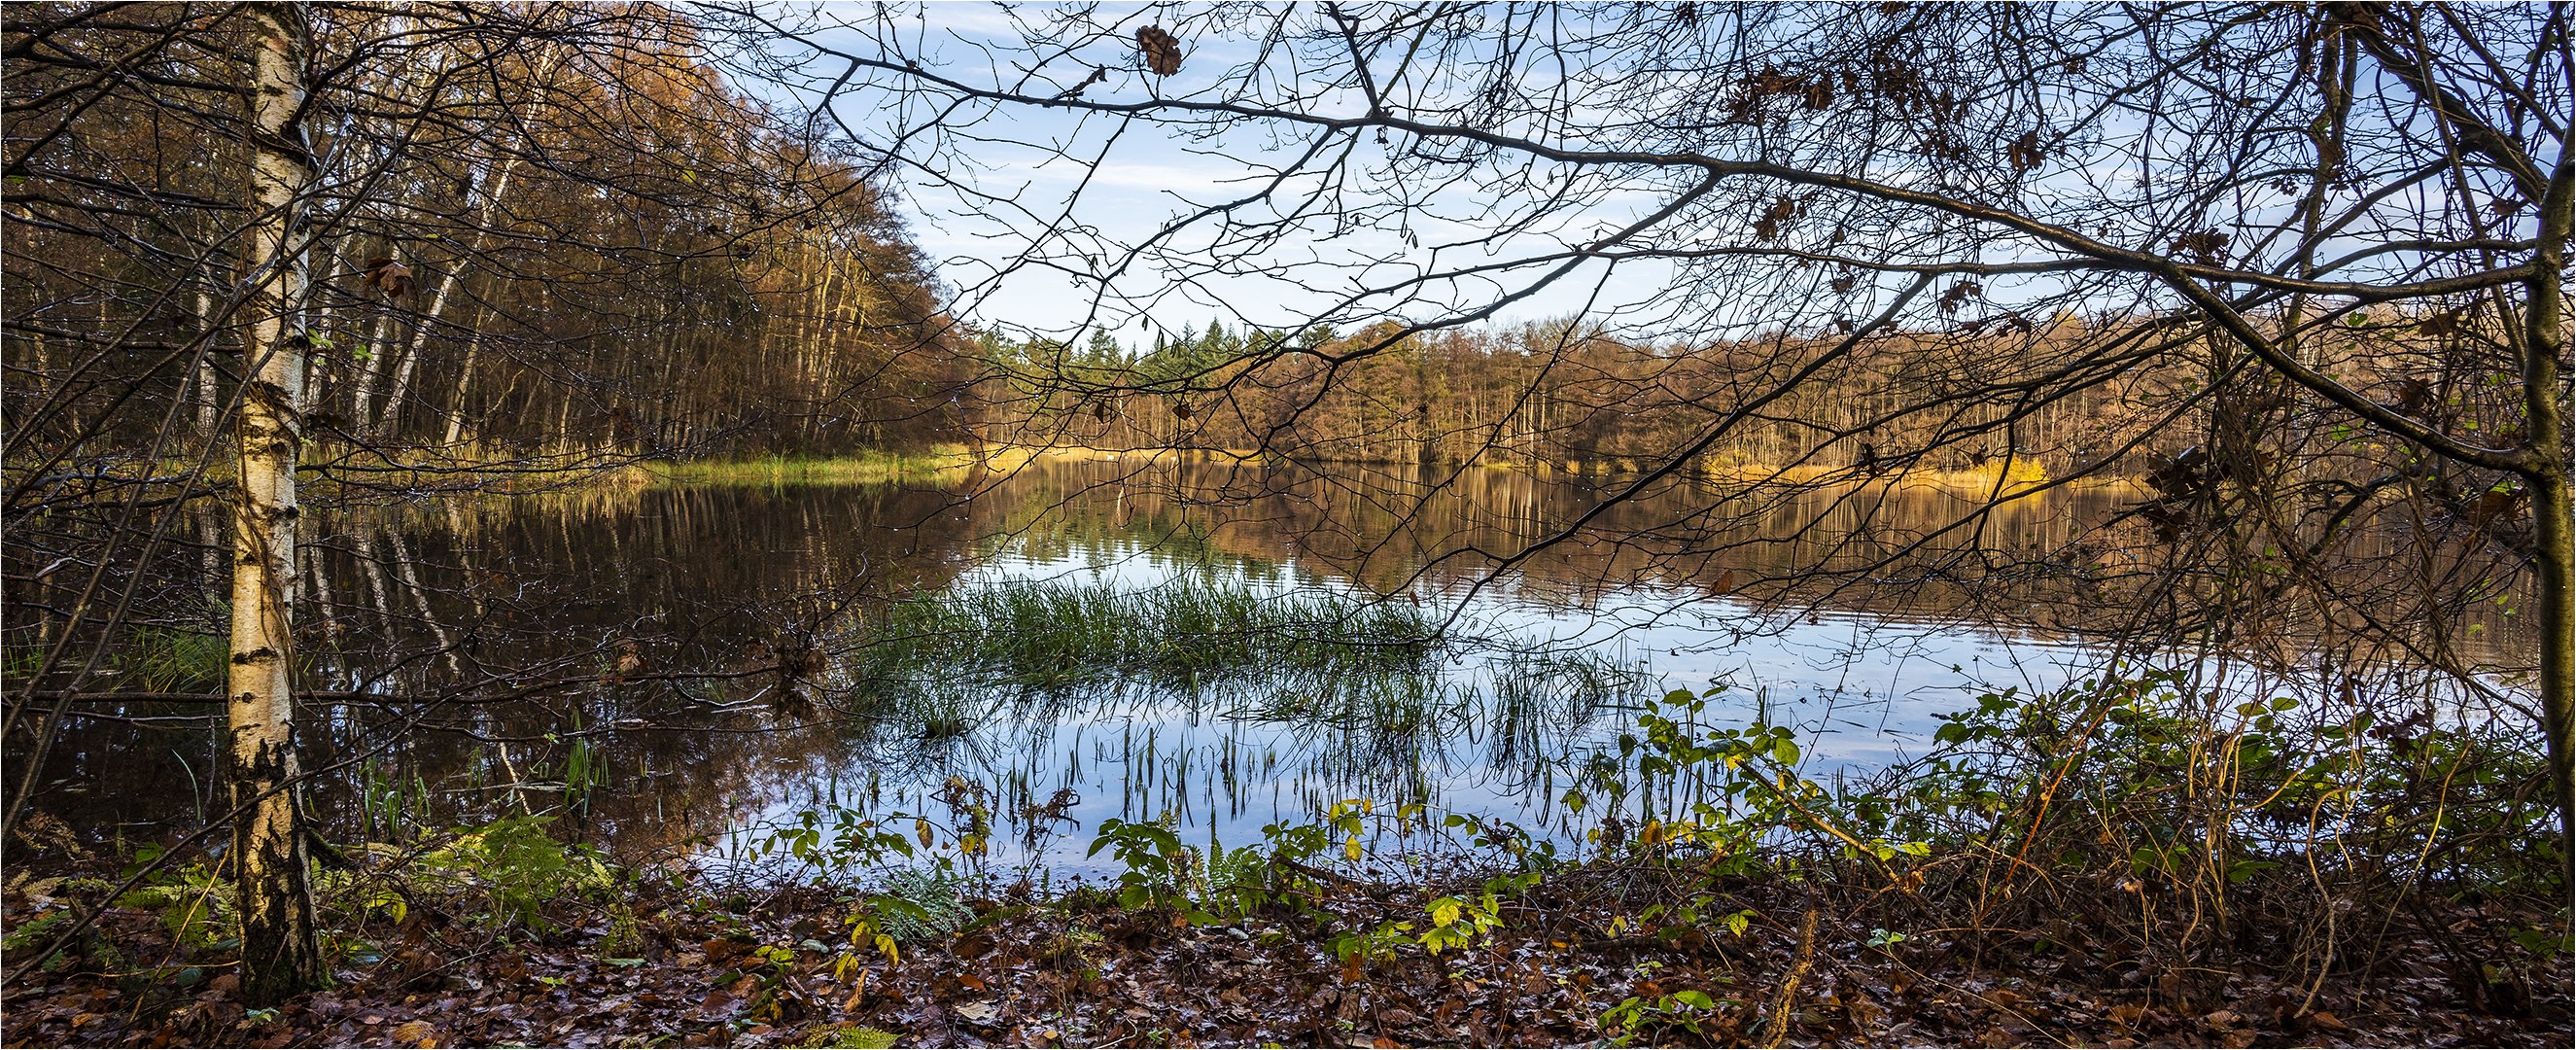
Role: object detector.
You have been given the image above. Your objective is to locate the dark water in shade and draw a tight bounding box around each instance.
[19,457,2531,878]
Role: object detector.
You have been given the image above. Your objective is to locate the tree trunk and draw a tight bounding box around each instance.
[440,304,493,447]
[227,0,323,1006]
[2524,143,2574,850]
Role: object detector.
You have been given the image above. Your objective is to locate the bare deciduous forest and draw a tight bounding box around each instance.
[3,3,2569,1048]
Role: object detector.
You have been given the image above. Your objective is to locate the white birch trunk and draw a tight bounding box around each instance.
[227,1,323,1005]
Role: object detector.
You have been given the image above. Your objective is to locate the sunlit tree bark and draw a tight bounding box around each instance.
[226,0,323,1004]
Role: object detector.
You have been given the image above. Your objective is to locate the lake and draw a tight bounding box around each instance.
[29,456,2529,878]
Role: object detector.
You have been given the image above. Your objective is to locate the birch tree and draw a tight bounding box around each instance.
[226,0,324,1002]
[3,10,961,980]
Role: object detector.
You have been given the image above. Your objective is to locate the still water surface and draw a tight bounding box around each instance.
[40,458,2524,877]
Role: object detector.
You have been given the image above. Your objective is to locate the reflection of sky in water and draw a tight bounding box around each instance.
[714,531,2121,878]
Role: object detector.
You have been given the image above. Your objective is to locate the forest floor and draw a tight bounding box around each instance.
[4,857,2567,1049]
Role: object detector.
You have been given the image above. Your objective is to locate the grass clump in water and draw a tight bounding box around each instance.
[122,624,229,692]
[853,577,1441,694]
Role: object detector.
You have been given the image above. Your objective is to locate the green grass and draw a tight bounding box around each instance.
[647,445,1007,487]
[840,575,1652,756]
[2,624,230,694]
[853,576,1441,694]
[903,689,987,743]
[122,624,229,692]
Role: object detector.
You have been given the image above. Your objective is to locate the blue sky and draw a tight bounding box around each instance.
[738,2,2533,349]
[765,2,1679,346]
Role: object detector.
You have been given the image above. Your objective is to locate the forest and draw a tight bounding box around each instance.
[2,2,2570,1048]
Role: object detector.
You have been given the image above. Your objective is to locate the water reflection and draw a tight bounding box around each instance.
[20,457,2531,877]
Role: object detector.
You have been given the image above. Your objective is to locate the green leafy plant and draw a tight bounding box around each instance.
[867,867,972,945]
[762,805,920,873]
[411,815,611,932]
[1088,817,1201,917]
[1601,988,1726,1045]
[796,1025,901,1050]
[115,851,233,951]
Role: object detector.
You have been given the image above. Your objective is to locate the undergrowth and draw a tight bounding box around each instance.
[5,670,2564,1047]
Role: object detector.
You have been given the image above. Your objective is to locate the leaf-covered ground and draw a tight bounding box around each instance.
[5,865,2566,1049]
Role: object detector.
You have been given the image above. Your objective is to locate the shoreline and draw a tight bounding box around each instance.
[7,674,2561,1048]
[0,444,2138,498]
[635,445,2121,494]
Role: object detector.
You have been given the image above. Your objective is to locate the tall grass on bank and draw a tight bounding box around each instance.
[646,446,1018,487]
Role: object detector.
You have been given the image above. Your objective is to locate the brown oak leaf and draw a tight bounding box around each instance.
[1137,25,1182,76]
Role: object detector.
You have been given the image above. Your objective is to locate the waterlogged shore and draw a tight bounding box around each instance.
[635,445,2083,493]
[8,456,2553,1049]
[8,674,2566,1048]
[5,443,2093,507]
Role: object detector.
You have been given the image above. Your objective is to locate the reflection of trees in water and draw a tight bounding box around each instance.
[23,480,984,859]
[22,455,2532,860]
[803,643,1638,871]
[972,458,2529,662]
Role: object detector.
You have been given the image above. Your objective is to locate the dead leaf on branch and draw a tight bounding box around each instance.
[2007,129,2047,173]
[2169,228,2230,266]
[1136,25,1182,76]
[1753,195,1800,242]
[362,257,414,298]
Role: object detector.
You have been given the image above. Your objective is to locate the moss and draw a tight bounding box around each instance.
[795,1023,902,1049]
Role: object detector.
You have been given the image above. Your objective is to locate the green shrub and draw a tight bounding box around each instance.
[413,815,612,931]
